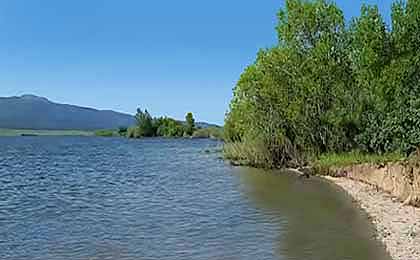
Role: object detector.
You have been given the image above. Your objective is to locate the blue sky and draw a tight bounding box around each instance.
[0,0,393,125]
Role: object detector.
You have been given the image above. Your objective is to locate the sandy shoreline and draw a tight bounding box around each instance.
[324,176,420,260]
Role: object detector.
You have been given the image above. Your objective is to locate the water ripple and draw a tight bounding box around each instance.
[0,137,391,260]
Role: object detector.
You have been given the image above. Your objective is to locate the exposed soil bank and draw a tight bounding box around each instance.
[325,176,420,260]
[323,163,420,207]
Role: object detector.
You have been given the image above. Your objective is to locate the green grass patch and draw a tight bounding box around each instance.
[315,151,404,168]
[94,129,118,137]
[0,129,94,136]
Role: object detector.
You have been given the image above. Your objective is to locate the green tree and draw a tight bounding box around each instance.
[224,0,420,167]
[129,109,194,138]
[185,112,195,136]
[155,117,184,137]
[225,0,352,167]
[352,1,420,155]
[135,108,155,137]
[346,4,391,152]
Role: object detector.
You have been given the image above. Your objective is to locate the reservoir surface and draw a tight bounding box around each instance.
[0,137,391,260]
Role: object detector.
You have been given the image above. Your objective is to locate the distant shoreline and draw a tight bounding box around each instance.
[0,129,224,139]
[0,129,94,137]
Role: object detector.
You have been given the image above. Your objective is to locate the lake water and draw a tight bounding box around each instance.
[0,137,391,260]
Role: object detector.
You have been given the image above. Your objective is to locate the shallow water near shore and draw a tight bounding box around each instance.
[0,137,391,260]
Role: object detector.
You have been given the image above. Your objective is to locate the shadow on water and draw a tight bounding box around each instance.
[235,167,392,260]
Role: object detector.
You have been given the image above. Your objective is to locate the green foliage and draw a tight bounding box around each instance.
[118,127,128,136]
[224,137,303,168]
[155,117,185,137]
[128,109,200,138]
[225,0,420,168]
[354,0,420,155]
[315,151,403,168]
[224,141,275,168]
[135,109,155,137]
[126,127,142,138]
[185,112,196,136]
[192,127,224,140]
[94,129,116,137]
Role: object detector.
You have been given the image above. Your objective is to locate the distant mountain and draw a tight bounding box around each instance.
[0,94,220,131]
[0,95,135,130]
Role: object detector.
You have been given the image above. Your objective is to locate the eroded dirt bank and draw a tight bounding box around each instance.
[324,163,420,207]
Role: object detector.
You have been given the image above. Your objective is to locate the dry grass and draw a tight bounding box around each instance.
[223,137,303,168]
[224,141,273,168]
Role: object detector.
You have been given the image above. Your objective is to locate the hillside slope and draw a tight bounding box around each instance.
[0,95,135,130]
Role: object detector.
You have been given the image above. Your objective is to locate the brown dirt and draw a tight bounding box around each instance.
[326,163,420,207]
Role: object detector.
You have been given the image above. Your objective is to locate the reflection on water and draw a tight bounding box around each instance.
[0,137,391,260]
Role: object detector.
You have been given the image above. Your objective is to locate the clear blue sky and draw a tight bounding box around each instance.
[0,0,392,125]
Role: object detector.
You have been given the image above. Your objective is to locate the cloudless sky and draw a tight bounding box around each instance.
[0,0,393,125]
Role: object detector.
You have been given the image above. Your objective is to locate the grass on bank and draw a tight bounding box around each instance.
[0,129,94,136]
[224,140,405,170]
[223,139,302,168]
[224,141,271,167]
[315,152,404,168]
[94,129,119,137]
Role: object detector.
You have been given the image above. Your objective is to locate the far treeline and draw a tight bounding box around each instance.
[97,109,223,139]
[127,109,195,138]
[224,0,420,168]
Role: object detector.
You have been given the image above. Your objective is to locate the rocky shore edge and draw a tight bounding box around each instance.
[324,176,420,260]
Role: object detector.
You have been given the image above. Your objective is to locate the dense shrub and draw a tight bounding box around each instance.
[155,117,185,137]
[126,127,142,138]
[225,0,420,168]
[192,127,224,140]
[127,109,197,138]
[118,127,128,136]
